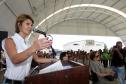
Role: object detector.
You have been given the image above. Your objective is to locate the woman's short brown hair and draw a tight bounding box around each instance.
[15,14,34,33]
[90,51,97,60]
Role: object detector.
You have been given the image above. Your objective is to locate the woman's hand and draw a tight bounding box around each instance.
[32,35,52,52]
[109,71,115,76]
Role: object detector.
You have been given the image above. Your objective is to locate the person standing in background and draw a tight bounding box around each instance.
[111,41,125,84]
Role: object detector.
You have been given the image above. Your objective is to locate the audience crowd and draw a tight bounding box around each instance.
[0,41,126,84]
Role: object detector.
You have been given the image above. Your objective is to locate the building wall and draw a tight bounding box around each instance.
[63,40,105,52]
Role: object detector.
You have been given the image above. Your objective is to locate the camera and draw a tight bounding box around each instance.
[113,46,118,48]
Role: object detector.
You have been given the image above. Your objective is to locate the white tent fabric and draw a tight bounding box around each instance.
[0,0,126,45]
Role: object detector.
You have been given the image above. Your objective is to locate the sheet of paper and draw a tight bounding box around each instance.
[39,61,64,74]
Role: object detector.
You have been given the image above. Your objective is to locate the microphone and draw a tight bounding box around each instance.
[32,28,46,36]
[32,28,57,57]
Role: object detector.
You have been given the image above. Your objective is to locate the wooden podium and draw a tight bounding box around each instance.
[24,61,89,84]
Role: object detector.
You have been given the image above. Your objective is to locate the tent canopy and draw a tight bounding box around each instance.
[0,0,126,45]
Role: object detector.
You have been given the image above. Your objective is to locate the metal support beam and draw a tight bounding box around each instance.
[27,0,35,15]
[0,0,6,6]
[114,27,126,32]
[4,2,17,17]
[63,0,74,21]
[109,22,123,28]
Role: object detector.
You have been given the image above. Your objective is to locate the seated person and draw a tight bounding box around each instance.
[90,51,115,84]
[60,52,69,61]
